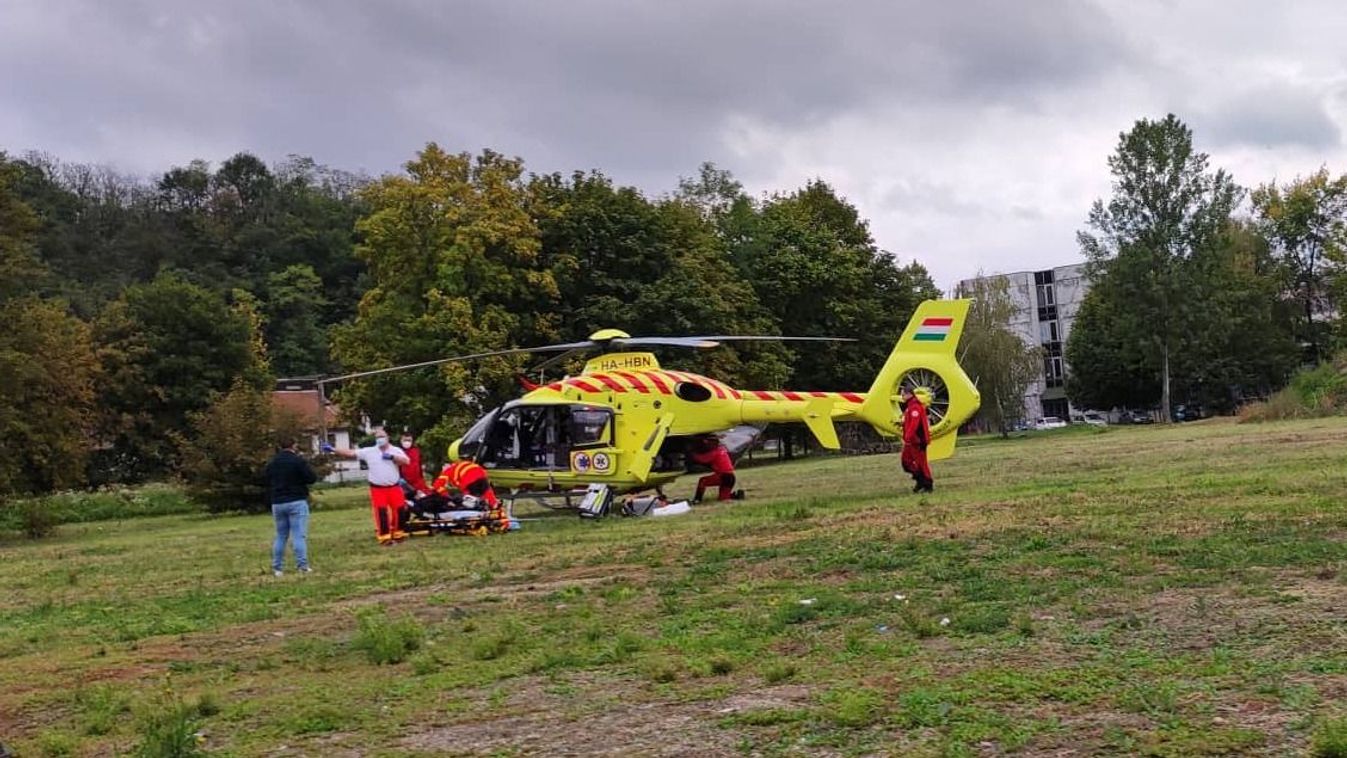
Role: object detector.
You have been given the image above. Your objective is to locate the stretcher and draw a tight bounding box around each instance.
[399,490,520,537]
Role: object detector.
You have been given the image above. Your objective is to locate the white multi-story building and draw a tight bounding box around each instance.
[956,263,1089,423]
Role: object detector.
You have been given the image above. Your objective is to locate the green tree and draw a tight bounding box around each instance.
[93,272,260,479]
[530,169,787,387]
[1250,168,1347,363]
[1065,282,1162,412]
[0,155,48,299]
[955,275,1042,436]
[1078,114,1241,420]
[330,145,560,458]
[736,180,938,390]
[265,264,330,376]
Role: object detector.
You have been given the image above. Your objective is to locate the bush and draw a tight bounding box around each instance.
[2,484,198,536]
[14,498,56,539]
[1241,353,1347,422]
[351,611,425,665]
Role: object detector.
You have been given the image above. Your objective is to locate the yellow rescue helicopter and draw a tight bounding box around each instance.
[322,299,980,496]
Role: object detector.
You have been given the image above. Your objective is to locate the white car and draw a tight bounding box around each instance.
[1034,416,1068,430]
[1073,411,1108,427]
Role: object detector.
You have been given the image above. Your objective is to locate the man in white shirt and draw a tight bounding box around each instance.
[326,427,411,545]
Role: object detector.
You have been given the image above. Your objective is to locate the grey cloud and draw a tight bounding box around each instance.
[1191,85,1341,152]
[0,0,1134,180]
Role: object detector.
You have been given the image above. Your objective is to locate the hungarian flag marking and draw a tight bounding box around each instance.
[914,316,954,342]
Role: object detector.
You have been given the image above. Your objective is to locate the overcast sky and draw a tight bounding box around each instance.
[5,0,1347,289]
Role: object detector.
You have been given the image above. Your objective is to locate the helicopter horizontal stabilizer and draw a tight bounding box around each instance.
[800,397,840,450]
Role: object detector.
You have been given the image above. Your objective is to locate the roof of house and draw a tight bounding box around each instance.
[272,390,342,431]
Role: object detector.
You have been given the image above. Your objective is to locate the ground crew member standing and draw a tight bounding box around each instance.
[433,458,506,529]
[326,428,411,544]
[398,432,431,495]
[688,434,745,503]
[900,387,933,493]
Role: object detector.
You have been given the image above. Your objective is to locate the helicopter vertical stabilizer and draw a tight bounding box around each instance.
[855,299,979,459]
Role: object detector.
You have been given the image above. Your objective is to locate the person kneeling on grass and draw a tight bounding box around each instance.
[688,434,745,503]
[432,459,507,529]
[264,436,318,576]
[325,427,411,545]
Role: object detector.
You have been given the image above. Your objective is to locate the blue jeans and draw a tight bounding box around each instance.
[272,500,310,571]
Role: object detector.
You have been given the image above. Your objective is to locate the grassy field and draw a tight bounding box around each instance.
[4,418,1347,756]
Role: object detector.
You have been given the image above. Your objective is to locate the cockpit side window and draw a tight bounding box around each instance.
[568,407,612,447]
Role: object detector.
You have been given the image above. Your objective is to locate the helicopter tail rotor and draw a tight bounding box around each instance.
[856,299,981,459]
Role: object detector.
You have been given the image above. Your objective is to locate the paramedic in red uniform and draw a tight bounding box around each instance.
[900,387,934,493]
[689,434,745,503]
[325,428,411,544]
[398,432,431,495]
[433,459,507,528]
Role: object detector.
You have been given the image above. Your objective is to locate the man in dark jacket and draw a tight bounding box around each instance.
[900,387,933,493]
[264,437,318,576]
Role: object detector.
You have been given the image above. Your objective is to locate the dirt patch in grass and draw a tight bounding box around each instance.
[398,678,759,753]
[398,674,786,756]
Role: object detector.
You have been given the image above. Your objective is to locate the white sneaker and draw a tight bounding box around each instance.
[298,567,312,574]
[273,570,283,578]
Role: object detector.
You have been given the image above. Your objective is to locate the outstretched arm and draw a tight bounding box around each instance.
[323,444,359,460]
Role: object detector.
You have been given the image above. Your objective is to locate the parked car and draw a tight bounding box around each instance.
[1118,410,1155,425]
[1034,416,1068,430]
[1172,404,1206,422]
[1076,411,1108,427]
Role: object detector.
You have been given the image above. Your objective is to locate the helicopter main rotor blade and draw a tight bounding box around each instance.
[318,341,596,385]
[614,335,857,349]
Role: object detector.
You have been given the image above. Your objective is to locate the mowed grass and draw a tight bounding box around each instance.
[4,419,1347,756]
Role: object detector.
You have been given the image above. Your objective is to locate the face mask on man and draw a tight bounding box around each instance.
[375,436,389,448]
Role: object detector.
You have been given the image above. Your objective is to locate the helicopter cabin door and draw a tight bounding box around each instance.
[479,403,617,478]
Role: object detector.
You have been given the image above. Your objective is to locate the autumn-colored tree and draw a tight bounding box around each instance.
[330,145,561,461]
[177,380,313,513]
[955,275,1042,436]
[1250,168,1347,363]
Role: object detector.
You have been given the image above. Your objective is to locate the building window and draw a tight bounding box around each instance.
[1037,305,1057,321]
[1043,356,1065,388]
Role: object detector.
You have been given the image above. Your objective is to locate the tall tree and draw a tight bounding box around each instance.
[0,155,49,299]
[93,272,260,479]
[1078,114,1241,421]
[0,158,99,494]
[1250,168,1347,363]
[265,264,330,376]
[955,274,1042,436]
[330,145,560,459]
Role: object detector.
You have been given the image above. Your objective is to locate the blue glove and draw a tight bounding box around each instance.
[382,452,394,461]
[320,443,335,453]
